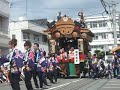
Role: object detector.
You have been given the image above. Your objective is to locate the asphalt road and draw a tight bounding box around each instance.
[0,78,120,90]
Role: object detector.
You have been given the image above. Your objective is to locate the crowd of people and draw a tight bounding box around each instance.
[0,38,120,90]
[80,54,120,79]
[0,39,60,90]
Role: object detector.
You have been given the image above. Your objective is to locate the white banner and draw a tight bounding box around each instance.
[74,49,80,64]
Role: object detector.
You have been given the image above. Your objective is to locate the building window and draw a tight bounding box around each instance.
[101,33,106,39]
[34,35,40,42]
[90,20,107,28]
[23,32,30,40]
[98,21,102,27]
[117,33,120,38]
[42,35,47,43]
[93,21,97,28]
[12,34,16,39]
[98,21,107,27]
[94,34,98,40]
[90,21,97,28]
[92,45,104,49]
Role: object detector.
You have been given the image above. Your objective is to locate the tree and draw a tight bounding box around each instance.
[94,50,105,59]
[94,50,100,57]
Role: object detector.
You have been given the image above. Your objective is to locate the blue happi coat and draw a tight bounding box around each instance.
[37,57,49,72]
[0,56,8,67]
[48,57,59,71]
[24,49,35,68]
[34,49,42,64]
[7,48,24,68]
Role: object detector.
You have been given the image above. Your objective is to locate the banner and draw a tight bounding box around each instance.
[74,49,80,64]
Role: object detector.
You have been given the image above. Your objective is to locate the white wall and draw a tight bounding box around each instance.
[2,17,9,32]
[9,21,49,54]
[85,15,120,54]
[0,0,9,17]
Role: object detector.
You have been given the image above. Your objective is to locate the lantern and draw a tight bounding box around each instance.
[81,33,87,39]
[47,34,52,40]
[72,32,78,38]
[55,32,60,38]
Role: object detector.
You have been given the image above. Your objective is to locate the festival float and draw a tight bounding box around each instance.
[44,12,94,77]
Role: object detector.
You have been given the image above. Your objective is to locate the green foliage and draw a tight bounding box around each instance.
[94,50,105,59]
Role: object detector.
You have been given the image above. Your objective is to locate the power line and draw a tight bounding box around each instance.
[101,12,112,31]
[100,0,109,14]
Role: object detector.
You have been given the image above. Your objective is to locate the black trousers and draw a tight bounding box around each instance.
[24,69,33,90]
[37,71,43,88]
[42,72,48,85]
[8,72,21,90]
[33,65,39,88]
[80,62,85,73]
[94,67,99,78]
[48,69,57,83]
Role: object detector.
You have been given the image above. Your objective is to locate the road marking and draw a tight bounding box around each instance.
[72,79,82,83]
[103,87,120,88]
[109,81,120,82]
[106,84,120,85]
[47,79,83,90]
[47,82,71,90]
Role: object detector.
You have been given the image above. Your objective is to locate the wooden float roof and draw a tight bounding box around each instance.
[111,46,120,53]
[44,16,94,37]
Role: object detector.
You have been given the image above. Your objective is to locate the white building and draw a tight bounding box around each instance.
[9,19,48,54]
[85,15,120,54]
[0,0,10,55]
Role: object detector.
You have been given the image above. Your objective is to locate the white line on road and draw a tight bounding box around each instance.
[103,87,120,88]
[72,79,81,83]
[47,82,71,90]
[109,81,120,82]
[106,84,120,85]
[47,79,83,90]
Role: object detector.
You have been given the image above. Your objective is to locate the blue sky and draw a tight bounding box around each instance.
[10,0,120,20]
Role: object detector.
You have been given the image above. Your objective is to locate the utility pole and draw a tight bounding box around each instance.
[119,14,120,30]
[112,0,117,46]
